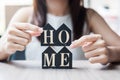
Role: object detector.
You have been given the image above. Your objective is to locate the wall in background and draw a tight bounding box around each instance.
[90,0,120,35]
[0,0,32,35]
[0,0,120,36]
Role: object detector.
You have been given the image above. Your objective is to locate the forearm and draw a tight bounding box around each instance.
[107,46,120,63]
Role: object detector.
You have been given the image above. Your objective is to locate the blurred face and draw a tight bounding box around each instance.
[46,0,69,8]
[46,0,70,15]
[46,0,68,3]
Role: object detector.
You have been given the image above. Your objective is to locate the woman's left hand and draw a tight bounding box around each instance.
[70,34,109,64]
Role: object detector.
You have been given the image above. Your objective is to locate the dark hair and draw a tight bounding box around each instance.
[32,0,87,40]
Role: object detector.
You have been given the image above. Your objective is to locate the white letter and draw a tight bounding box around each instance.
[60,53,70,67]
[44,30,54,44]
[43,53,56,67]
[58,30,70,44]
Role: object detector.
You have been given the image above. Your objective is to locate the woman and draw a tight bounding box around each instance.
[0,0,120,64]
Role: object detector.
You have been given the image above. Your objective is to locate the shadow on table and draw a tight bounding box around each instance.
[8,61,120,70]
[72,62,120,71]
[100,62,120,70]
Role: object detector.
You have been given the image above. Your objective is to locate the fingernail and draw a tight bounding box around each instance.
[71,41,76,44]
[33,33,41,36]
[70,44,73,48]
[70,44,75,49]
[38,28,43,33]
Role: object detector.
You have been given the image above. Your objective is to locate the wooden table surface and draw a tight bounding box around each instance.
[0,60,120,80]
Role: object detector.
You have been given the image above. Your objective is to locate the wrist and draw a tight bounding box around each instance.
[0,41,10,60]
[107,46,120,63]
[0,49,10,60]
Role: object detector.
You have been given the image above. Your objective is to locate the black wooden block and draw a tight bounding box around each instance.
[56,24,71,46]
[42,47,72,69]
[56,47,72,69]
[40,24,71,46]
[42,47,56,69]
[40,24,56,46]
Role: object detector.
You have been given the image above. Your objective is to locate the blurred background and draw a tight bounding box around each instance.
[0,0,120,36]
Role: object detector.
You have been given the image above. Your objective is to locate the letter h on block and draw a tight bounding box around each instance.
[40,24,56,46]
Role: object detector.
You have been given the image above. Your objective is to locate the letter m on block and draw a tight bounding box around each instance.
[42,47,56,69]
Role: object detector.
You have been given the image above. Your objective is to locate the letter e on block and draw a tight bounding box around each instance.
[56,47,72,69]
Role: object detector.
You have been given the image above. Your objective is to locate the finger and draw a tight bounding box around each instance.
[8,28,31,40]
[26,29,43,36]
[70,34,102,48]
[82,40,106,52]
[89,55,108,64]
[80,34,102,44]
[13,43,25,51]
[82,42,93,49]
[13,23,43,33]
[8,35,29,46]
[84,48,106,59]
[6,42,25,54]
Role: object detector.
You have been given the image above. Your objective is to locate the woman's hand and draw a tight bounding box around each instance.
[70,34,109,64]
[0,23,43,55]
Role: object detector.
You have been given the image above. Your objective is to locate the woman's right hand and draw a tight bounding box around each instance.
[0,23,43,55]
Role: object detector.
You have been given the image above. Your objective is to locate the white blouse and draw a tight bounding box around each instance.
[26,13,85,60]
